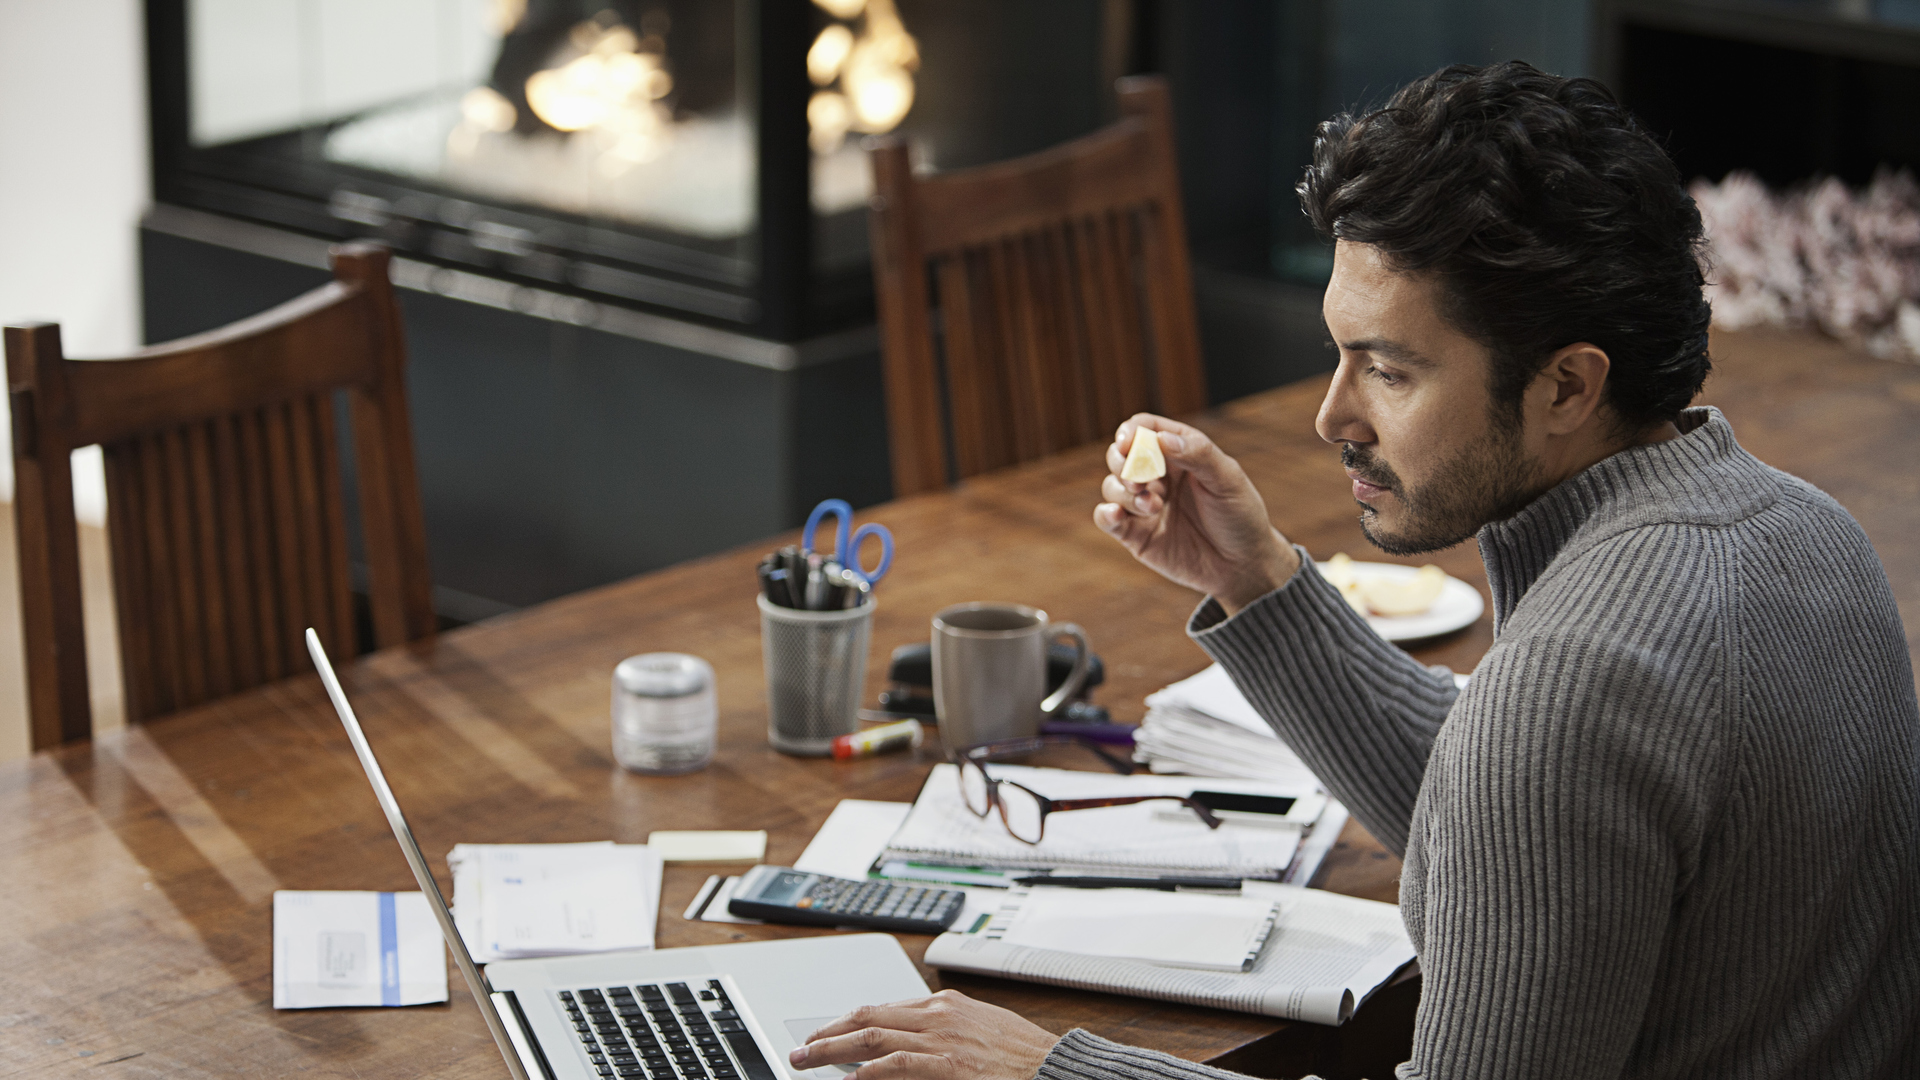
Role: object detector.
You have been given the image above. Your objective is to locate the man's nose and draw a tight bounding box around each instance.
[1316,358,1373,447]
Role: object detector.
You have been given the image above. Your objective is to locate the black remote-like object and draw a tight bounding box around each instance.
[727,865,965,935]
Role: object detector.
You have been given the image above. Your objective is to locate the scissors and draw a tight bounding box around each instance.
[802,498,894,585]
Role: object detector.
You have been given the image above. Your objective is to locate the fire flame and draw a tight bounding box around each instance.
[808,0,917,154]
[524,22,673,138]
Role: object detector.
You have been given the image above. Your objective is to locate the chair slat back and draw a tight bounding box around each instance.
[6,243,433,748]
[869,76,1206,496]
[102,393,359,721]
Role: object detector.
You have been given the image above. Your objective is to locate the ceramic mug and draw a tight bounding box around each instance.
[930,603,1091,752]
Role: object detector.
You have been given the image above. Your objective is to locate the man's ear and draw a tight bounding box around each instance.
[1537,342,1611,436]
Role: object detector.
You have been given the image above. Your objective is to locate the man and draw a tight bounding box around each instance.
[788,62,1919,1078]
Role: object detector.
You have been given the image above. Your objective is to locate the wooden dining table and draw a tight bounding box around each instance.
[4,328,1915,1080]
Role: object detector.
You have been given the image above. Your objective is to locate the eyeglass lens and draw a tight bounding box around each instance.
[959,759,992,816]
[997,783,1045,843]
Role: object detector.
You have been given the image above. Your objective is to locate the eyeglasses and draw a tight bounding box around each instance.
[952,736,1223,845]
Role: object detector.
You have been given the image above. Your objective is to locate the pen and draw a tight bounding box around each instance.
[1012,875,1244,891]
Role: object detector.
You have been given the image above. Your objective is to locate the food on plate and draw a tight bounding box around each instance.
[1321,553,1371,616]
[1120,428,1167,482]
[1362,564,1448,616]
[1320,553,1449,618]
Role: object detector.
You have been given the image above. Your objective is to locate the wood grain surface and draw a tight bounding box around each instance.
[2,329,1913,1079]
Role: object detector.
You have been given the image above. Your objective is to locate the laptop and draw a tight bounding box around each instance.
[305,629,932,1080]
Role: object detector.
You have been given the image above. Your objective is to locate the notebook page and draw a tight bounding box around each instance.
[995,887,1278,971]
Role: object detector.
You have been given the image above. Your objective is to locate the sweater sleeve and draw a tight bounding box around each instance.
[1036,1029,1309,1080]
[1189,548,1460,857]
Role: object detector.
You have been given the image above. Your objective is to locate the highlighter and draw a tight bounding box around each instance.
[830,718,924,760]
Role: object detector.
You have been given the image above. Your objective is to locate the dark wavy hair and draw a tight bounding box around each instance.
[1298,61,1712,430]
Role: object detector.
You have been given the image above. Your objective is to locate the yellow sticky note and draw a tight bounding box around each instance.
[1120,428,1167,482]
[647,831,768,863]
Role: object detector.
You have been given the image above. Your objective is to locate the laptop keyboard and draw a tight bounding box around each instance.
[560,979,775,1080]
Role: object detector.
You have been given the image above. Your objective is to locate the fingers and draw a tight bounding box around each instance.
[1113,413,1198,459]
[1100,474,1162,514]
[852,1051,954,1080]
[797,1025,925,1068]
[804,1001,939,1044]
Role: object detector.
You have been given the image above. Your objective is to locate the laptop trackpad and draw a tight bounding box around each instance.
[784,1018,861,1076]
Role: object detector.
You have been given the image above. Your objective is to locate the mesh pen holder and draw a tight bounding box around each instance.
[758,593,874,756]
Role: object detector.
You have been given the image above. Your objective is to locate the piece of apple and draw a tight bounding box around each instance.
[1360,565,1448,617]
[1120,428,1167,482]
[1320,553,1371,616]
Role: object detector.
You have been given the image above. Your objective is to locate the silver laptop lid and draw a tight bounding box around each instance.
[306,628,533,1080]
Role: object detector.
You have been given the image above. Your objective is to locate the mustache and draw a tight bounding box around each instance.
[1341,444,1400,491]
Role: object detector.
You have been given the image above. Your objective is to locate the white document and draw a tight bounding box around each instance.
[273,891,448,1009]
[684,875,763,924]
[924,883,1413,1025]
[884,765,1303,875]
[995,887,1278,972]
[793,800,912,879]
[449,842,663,962]
[648,831,768,862]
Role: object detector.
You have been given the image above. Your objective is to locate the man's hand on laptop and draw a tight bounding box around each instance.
[789,990,1059,1080]
[1095,414,1301,615]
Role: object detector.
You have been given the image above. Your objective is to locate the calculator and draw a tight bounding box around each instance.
[727,865,966,934]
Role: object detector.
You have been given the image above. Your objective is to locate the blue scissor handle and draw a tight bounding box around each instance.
[803,499,853,557]
[802,499,893,584]
[847,522,893,584]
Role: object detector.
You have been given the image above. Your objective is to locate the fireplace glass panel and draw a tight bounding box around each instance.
[158,0,1125,337]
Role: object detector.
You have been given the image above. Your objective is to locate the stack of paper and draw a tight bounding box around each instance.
[1135,665,1320,782]
[449,842,663,962]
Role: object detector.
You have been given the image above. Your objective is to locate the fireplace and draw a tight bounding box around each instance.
[142,0,1135,614]
[149,0,1132,341]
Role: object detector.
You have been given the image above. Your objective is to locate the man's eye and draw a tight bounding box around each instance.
[1365,365,1399,385]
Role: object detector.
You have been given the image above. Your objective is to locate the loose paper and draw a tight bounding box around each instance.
[648,830,768,862]
[273,890,448,1009]
[449,842,662,962]
[793,800,911,879]
[684,874,763,924]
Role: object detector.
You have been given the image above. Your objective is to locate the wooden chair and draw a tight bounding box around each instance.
[6,243,434,750]
[868,75,1208,497]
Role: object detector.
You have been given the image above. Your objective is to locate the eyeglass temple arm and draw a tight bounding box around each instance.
[962,735,1138,775]
[1046,794,1222,828]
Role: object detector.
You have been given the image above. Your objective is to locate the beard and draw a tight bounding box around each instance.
[1343,420,1546,555]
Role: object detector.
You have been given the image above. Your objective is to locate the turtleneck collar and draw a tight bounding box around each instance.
[1473,407,1779,633]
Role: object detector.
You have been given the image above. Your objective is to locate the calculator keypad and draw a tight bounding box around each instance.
[804,880,963,925]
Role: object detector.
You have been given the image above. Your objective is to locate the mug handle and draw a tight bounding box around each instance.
[1039,623,1092,717]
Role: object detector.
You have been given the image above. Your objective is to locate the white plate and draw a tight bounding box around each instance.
[1315,561,1485,642]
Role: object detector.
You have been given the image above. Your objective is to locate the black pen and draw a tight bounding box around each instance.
[1012,875,1244,891]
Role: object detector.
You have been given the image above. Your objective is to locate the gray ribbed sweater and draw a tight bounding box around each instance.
[1037,408,1919,1079]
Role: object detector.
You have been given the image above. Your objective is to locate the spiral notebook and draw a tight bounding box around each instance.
[925,882,1415,1025]
[990,886,1280,972]
[879,764,1303,876]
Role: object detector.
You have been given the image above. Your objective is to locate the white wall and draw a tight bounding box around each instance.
[1,0,146,516]
[0,0,148,759]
